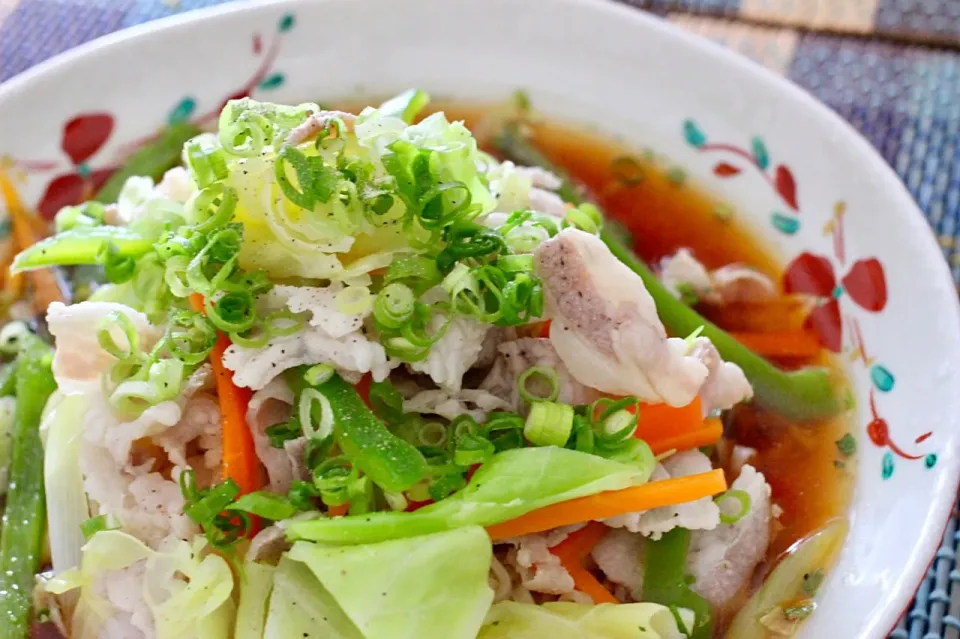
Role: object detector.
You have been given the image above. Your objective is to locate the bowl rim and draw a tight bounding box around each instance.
[2,0,959,634]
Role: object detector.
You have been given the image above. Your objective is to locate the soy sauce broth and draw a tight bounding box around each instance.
[427,101,855,567]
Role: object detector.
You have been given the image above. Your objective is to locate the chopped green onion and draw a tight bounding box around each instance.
[602,408,639,440]
[275,145,340,210]
[265,420,302,449]
[715,489,752,524]
[563,202,603,235]
[96,241,137,284]
[80,514,119,541]
[524,401,574,447]
[299,388,334,440]
[228,492,297,522]
[265,309,305,337]
[187,182,238,233]
[450,414,480,441]
[383,255,443,292]
[517,365,560,403]
[97,311,140,361]
[183,477,240,528]
[313,456,354,507]
[496,254,535,273]
[418,181,474,230]
[835,434,856,457]
[304,364,335,387]
[109,357,184,416]
[335,285,373,316]
[454,433,495,467]
[417,421,448,447]
[165,311,217,366]
[229,324,270,349]
[205,290,256,334]
[185,138,229,188]
[435,221,504,272]
[374,282,416,330]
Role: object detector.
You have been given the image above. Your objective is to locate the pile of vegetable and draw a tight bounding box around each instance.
[0,90,847,639]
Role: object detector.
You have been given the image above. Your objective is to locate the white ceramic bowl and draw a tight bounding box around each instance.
[1,1,958,636]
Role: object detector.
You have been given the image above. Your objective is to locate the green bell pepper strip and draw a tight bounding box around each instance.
[10,226,154,273]
[492,127,839,422]
[642,528,713,639]
[0,334,57,638]
[94,122,202,204]
[289,370,429,493]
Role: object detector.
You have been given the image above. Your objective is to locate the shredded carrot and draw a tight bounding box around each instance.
[487,469,727,540]
[0,168,65,311]
[729,330,821,359]
[327,504,349,517]
[189,294,261,496]
[631,396,703,443]
[551,521,609,564]
[549,523,617,604]
[647,417,723,456]
[567,565,619,604]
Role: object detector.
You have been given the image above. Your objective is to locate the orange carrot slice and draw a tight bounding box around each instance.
[487,469,727,540]
[0,169,65,312]
[647,417,724,456]
[729,330,821,359]
[190,294,261,496]
[550,523,618,604]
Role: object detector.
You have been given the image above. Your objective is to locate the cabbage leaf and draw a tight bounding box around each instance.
[286,525,493,639]
[478,601,693,639]
[45,530,235,639]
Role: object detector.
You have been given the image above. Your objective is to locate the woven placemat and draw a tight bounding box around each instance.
[1,0,959,637]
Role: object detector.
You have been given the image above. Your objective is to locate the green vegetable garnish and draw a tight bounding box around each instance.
[835,433,856,457]
[642,528,713,639]
[0,334,57,637]
[290,370,429,493]
[493,126,840,421]
[11,226,154,273]
[94,122,202,203]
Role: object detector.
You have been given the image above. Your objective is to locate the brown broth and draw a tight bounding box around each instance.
[427,102,855,566]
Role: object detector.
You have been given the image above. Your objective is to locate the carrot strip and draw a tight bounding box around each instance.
[631,396,702,443]
[551,521,608,564]
[729,330,821,359]
[549,523,618,604]
[0,169,66,311]
[189,294,261,495]
[567,565,619,604]
[647,417,723,456]
[487,469,727,540]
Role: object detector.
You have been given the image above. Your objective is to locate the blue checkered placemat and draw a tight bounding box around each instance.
[1,0,959,637]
